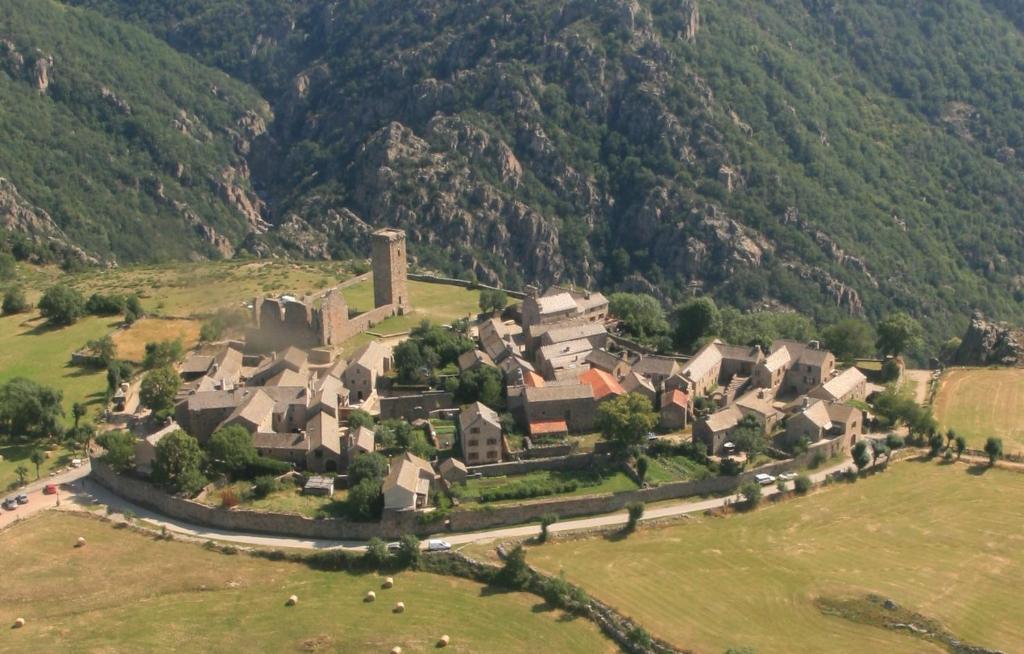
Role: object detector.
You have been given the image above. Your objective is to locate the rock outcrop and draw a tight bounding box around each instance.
[952,312,1024,366]
[0,178,97,265]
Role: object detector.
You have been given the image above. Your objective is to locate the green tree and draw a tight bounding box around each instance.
[885,433,905,450]
[626,501,645,532]
[984,437,1003,466]
[2,287,28,315]
[97,430,135,472]
[393,339,429,383]
[875,312,924,357]
[479,288,509,314]
[252,475,279,499]
[871,439,891,465]
[347,452,389,486]
[143,339,184,370]
[955,435,967,460]
[539,513,559,543]
[609,292,669,340]
[928,432,945,457]
[29,449,46,479]
[38,284,85,326]
[348,409,374,431]
[730,415,766,457]
[499,544,531,587]
[151,430,206,495]
[822,319,876,361]
[66,423,95,459]
[363,537,390,567]
[597,393,657,451]
[207,425,258,477]
[852,440,872,472]
[673,296,721,352]
[450,365,504,407]
[71,402,87,429]
[739,480,762,508]
[347,477,384,521]
[398,534,422,569]
[84,336,116,367]
[0,377,64,439]
[0,252,15,280]
[139,366,181,419]
[14,464,29,485]
[635,455,649,484]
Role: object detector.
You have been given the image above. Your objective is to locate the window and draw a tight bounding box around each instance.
[487,451,498,460]
[486,438,497,445]
[471,427,479,434]
[468,452,479,461]
[468,439,479,447]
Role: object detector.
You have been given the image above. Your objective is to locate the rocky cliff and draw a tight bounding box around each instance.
[952,312,1024,367]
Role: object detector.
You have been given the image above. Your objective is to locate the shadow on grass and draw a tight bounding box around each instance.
[965,463,991,476]
[602,528,633,542]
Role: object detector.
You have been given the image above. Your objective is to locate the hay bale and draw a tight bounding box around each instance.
[75,537,86,548]
[365,591,376,602]
[437,634,450,647]
[13,618,25,628]
[393,601,405,614]
[286,595,298,606]
[390,648,402,654]
[382,577,394,589]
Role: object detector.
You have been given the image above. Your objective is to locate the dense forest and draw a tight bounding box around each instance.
[7,0,1024,347]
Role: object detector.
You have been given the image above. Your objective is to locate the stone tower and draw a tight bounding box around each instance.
[372,228,409,313]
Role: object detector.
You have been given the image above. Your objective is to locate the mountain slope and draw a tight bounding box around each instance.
[0,0,270,263]
[36,0,1024,343]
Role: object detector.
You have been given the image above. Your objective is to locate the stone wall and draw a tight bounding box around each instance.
[379,391,454,421]
[468,452,598,477]
[407,272,528,299]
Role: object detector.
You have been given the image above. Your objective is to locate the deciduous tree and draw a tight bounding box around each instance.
[597,393,657,451]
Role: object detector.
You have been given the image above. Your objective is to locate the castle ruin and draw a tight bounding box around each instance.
[251,228,410,351]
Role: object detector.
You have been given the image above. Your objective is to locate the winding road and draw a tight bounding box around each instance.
[9,457,855,551]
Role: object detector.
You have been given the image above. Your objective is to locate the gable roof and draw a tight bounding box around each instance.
[220,389,275,431]
[347,340,389,371]
[681,343,723,381]
[814,367,867,400]
[580,368,625,400]
[622,371,656,394]
[585,349,627,374]
[529,419,569,435]
[703,405,744,432]
[458,349,495,371]
[663,388,689,410]
[541,322,607,346]
[633,355,681,379]
[795,399,833,429]
[266,368,308,388]
[306,411,341,455]
[349,425,376,453]
[523,383,594,403]
[459,401,501,430]
[180,354,214,375]
[535,292,578,316]
[761,346,792,373]
[279,346,308,371]
[383,451,436,501]
[735,392,781,420]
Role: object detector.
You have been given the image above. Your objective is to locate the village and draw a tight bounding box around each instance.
[93,227,887,531]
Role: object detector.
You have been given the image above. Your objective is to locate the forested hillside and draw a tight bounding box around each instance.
[12,0,1024,344]
[0,0,269,264]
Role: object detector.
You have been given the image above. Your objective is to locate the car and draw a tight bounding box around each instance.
[43,484,58,495]
[15,494,29,505]
[386,541,402,552]
[778,472,797,481]
[70,458,83,468]
[754,473,776,486]
[646,432,658,442]
[2,498,17,511]
[427,539,452,552]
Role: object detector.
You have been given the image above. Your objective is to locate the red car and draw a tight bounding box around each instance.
[43,484,58,495]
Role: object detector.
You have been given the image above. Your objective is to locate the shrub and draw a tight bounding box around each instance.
[539,513,559,543]
[363,537,391,568]
[398,534,421,569]
[809,451,827,469]
[241,456,291,479]
[928,433,945,457]
[38,284,85,326]
[2,287,28,315]
[221,488,240,508]
[739,480,762,508]
[626,501,645,531]
[627,627,653,648]
[984,437,1003,466]
[793,474,812,494]
[477,479,579,503]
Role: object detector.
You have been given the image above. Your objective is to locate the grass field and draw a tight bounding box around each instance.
[112,318,202,363]
[0,443,75,491]
[455,467,637,507]
[0,512,614,654]
[0,311,116,421]
[203,482,352,519]
[643,455,714,485]
[528,461,1024,654]
[933,368,1024,455]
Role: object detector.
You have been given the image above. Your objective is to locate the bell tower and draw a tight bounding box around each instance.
[371,228,409,313]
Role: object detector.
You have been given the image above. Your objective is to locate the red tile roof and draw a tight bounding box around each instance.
[580,367,625,400]
[664,388,690,409]
[529,420,569,436]
[523,370,546,388]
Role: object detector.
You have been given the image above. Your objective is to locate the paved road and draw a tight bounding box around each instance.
[0,463,91,531]
[20,457,854,551]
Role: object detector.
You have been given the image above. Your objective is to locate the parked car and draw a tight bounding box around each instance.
[70,458,83,468]
[2,497,17,511]
[15,494,29,505]
[386,541,402,552]
[427,539,452,552]
[778,472,797,481]
[754,473,776,486]
[43,484,58,495]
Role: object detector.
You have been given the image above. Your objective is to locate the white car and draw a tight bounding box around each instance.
[426,539,452,552]
[754,473,776,486]
[70,458,83,468]
[778,472,797,481]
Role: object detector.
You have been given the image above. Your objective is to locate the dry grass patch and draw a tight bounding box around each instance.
[112,318,202,363]
[933,367,1024,454]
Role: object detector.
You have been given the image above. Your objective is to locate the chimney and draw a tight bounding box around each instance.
[802,396,811,409]
[754,344,762,354]
[808,340,821,350]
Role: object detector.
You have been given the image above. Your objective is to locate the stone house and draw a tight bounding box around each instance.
[808,367,868,404]
[247,346,309,387]
[633,356,682,390]
[346,425,376,461]
[751,346,792,390]
[438,457,468,484]
[774,340,836,396]
[622,371,657,405]
[734,390,783,433]
[521,292,580,327]
[580,368,625,403]
[478,318,519,362]
[678,343,724,398]
[693,405,744,456]
[522,383,596,433]
[133,422,180,474]
[342,340,391,403]
[459,401,504,465]
[458,349,496,372]
[660,388,690,430]
[382,452,437,512]
[538,322,609,350]
[715,343,765,381]
[585,349,631,380]
[784,399,862,455]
